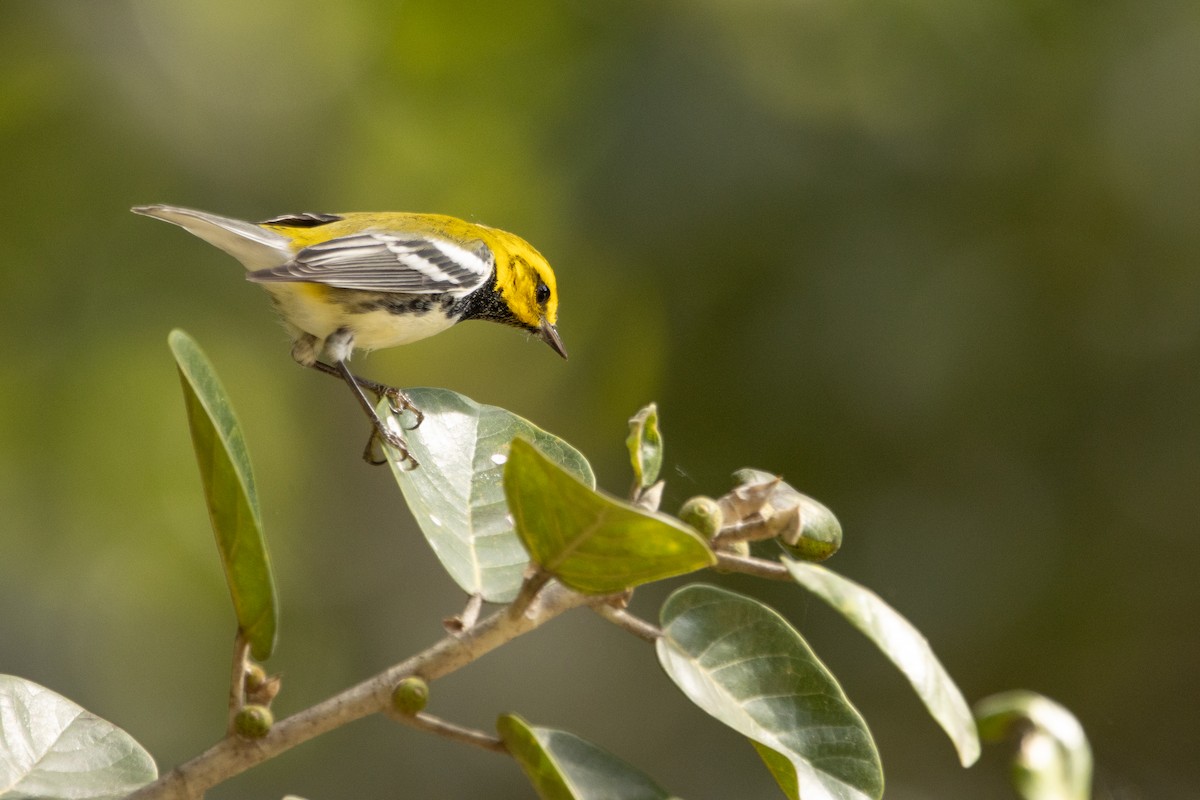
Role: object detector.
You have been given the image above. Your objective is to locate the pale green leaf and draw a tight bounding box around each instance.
[751,741,801,800]
[169,329,276,660]
[976,691,1092,800]
[498,714,672,800]
[504,438,714,594]
[386,388,593,602]
[657,584,883,800]
[626,404,663,491]
[783,558,980,767]
[0,674,157,799]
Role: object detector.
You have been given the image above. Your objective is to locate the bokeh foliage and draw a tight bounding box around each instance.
[1,1,1197,797]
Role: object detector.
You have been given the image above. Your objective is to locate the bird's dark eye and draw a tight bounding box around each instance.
[535,281,551,306]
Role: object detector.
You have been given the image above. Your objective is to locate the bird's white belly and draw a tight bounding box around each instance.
[262,283,460,354]
[345,305,459,350]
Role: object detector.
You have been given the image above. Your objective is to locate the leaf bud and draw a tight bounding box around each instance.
[243,662,267,694]
[719,474,779,523]
[635,480,665,512]
[777,495,842,562]
[247,674,282,706]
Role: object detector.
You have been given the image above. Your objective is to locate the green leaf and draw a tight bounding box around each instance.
[751,741,801,800]
[0,674,157,799]
[783,559,980,767]
[498,714,673,800]
[975,691,1092,800]
[385,388,594,603]
[657,584,883,800]
[504,438,715,594]
[169,329,276,660]
[626,404,663,490]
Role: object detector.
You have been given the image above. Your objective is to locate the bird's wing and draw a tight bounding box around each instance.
[246,230,494,295]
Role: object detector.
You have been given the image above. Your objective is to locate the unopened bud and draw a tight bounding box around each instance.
[243,663,267,694]
[720,471,780,523]
[635,480,665,512]
[777,495,842,562]
[247,674,282,706]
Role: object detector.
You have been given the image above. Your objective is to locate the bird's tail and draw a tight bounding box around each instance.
[131,204,293,270]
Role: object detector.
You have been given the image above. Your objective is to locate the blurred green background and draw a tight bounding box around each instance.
[2,1,1197,797]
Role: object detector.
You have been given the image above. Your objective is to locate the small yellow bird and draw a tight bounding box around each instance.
[132,205,565,467]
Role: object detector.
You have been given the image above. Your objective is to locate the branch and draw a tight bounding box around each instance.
[507,567,552,620]
[388,710,507,754]
[128,582,595,800]
[444,593,484,633]
[712,551,793,581]
[225,633,250,736]
[709,516,780,548]
[591,603,661,643]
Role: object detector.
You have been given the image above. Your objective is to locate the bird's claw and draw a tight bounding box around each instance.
[362,427,420,470]
[379,387,424,431]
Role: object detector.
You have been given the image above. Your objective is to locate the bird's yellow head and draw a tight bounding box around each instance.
[485,227,566,358]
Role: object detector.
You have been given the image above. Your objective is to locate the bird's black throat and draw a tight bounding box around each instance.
[455,278,528,331]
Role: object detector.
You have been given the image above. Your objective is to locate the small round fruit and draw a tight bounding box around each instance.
[678,496,723,538]
[234,704,274,739]
[391,676,430,716]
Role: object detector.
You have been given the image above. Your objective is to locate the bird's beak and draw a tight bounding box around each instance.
[539,319,568,359]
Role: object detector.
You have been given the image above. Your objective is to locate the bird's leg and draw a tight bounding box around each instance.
[291,331,420,468]
[332,359,419,469]
[361,428,388,467]
[304,361,424,430]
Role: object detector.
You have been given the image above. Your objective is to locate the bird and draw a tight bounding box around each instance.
[132,204,565,467]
